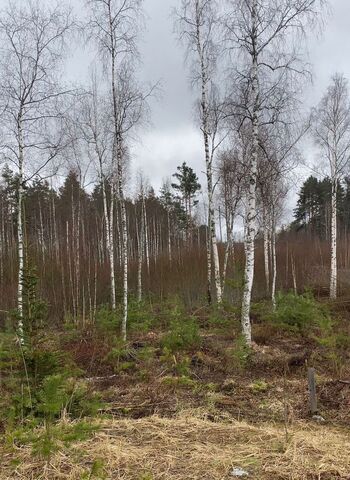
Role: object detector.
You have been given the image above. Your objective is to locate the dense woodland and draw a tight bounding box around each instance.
[3,166,350,326]
[2,0,350,479]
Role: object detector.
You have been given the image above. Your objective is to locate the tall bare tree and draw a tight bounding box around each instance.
[77,74,117,310]
[0,0,72,340]
[175,0,224,305]
[87,0,152,340]
[225,0,325,343]
[314,73,350,299]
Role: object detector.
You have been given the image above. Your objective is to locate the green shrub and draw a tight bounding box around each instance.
[81,459,106,479]
[227,334,251,371]
[161,375,197,390]
[128,299,154,333]
[9,420,98,460]
[250,379,269,393]
[161,317,200,353]
[105,340,136,372]
[268,292,331,333]
[95,305,119,337]
[207,307,233,330]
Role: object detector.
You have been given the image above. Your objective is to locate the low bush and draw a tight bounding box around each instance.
[267,292,331,334]
[95,305,119,338]
[161,317,200,353]
[227,334,252,371]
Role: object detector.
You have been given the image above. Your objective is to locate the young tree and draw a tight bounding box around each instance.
[77,74,117,311]
[314,73,350,299]
[171,162,201,237]
[225,0,325,343]
[175,0,225,305]
[86,0,147,341]
[0,0,72,339]
[217,145,246,290]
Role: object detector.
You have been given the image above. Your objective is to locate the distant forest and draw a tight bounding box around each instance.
[1,164,348,327]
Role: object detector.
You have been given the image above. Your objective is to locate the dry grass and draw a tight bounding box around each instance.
[1,410,350,480]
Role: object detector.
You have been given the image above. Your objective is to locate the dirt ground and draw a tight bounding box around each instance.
[2,301,350,479]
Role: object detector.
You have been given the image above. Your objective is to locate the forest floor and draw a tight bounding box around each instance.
[1,294,350,479]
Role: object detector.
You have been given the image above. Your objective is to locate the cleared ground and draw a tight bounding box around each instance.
[2,412,350,479]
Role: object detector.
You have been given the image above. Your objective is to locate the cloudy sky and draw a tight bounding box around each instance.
[66,0,350,199]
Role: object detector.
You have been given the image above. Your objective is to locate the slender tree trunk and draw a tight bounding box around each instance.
[263,210,270,294]
[107,1,128,339]
[271,209,277,310]
[143,198,150,274]
[202,80,222,304]
[330,179,337,299]
[102,170,116,311]
[291,254,297,294]
[167,210,172,265]
[17,125,24,340]
[206,222,212,305]
[195,8,222,304]
[136,213,143,303]
[241,8,258,344]
[116,139,128,341]
[222,215,233,291]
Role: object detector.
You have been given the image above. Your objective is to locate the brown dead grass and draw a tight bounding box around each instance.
[2,410,350,480]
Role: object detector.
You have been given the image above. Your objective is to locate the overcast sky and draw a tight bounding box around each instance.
[115,0,350,194]
[41,0,350,201]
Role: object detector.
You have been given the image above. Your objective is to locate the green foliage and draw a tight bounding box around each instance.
[95,305,119,337]
[128,299,155,333]
[137,346,156,365]
[0,266,100,461]
[171,162,201,207]
[250,380,269,393]
[225,261,245,291]
[37,374,69,419]
[207,307,231,330]
[227,335,251,371]
[105,340,136,373]
[313,315,350,374]
[9,420,98,460]
[161,317,200,353]
[267,292,331,333]
[161,375,197,390]
[81,459,106,479]
[293,175,349,237]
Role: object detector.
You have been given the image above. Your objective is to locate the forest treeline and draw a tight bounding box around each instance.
[1,163,349,328]
[293,176,350,238]
[0,0,347,345]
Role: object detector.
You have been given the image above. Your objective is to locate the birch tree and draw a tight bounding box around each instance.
[314,73,350,299]
[225,0,325,343]
[175,0,225,305]
[0,0,72,340]
[217,145,246,290]
[87,0,152,340]
[77,76,117,310]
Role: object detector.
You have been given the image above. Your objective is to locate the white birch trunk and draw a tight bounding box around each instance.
[330,179,337,299]
[271,209,277,310]
[17,128,24,341]
[101,166,116,311]
[121,196,128,341]
[116,139,128,341]
[241,8,258,343]
[206,222,212,304]
[263,207,270,294]
[167,210,172,265]
[291,254,297,295]
[136,213,143,303]
[222,229,231,290]
[143,198,150,274]
[200,60,222,304]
